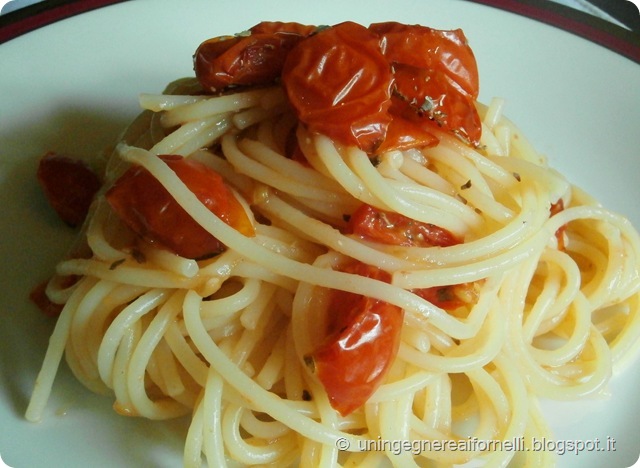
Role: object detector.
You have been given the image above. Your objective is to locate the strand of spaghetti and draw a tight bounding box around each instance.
[521,249,581,342]
[422,143,495,196]
[392,228,548,289]
[184,394,206,468]
[430,130,521,186]
[150,338,191,405]
[66,279,118,384]
[150,114,231,156]
[257,192,414,270]
[398,294,504,373]
[238,137,350,197]
[85,197,129,262]
[385,178,483,228]
[223,135,350,204]
[608,294,640,370]
[309,134,381,206]
[126,290,189,419]
[56,258,199,289]
[399,152,456,195]
[221,403,298,464]
[474,353,530,467]
[69,283,149,393]
[504,262,614,398]
[379,397,417,467]
[96,289,169,384]
[163,321,208,387]
[199,277,261,320]
[111,320,139,414]
[137,243,199,278]
[25,277,96,422]
[181,289,364,449]
[239,407,290,439]
[347,146,468,236]
[528,294,592,368]
[201,367,226,468]
[160,87,277,127]
[254,328,288,390]
[386,181,549,266]
[232,104,288,130]
[305,377,342,468]
[481,97,506,131]
[139,93,209,112]
[362,369,437,404]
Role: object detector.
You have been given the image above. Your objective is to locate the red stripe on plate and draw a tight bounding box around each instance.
[0,0,129,44]
[470,0,640,63]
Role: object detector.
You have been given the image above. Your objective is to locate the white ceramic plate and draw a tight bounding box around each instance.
[1,0,639,466]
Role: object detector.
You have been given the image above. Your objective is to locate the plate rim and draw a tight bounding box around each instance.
[1,0,639,63]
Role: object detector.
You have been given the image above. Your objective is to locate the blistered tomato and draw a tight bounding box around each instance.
[105,155,254,259]
[310,261,404,415]
[194,21,313,92]
[36,152,101,227]
[347,204,461,248]
[282,22,394,153]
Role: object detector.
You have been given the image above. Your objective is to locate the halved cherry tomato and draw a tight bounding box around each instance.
[346,204,461,248]
[311,261,404,416]
[194,21,313,92]
[281,21,394,153]
[105,155,254,259]
[36,152,101,227]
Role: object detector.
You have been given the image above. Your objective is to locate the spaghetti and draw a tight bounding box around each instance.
[27,21,640,467]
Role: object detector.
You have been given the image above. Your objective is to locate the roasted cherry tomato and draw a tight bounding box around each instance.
[194,21,313,92]
[346,204,461,248]
[282,21,394,153]
[369,22,481,145]
[36,152,101,228]
[369,22,479,99]
[311,261,404,416]
[105,155,254,259]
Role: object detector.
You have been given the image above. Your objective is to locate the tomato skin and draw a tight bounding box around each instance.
[370,22,479,99]
[105,155,254,259]
[369,22,481,145]
[413,285,465,310]
[248,21,316,36]
[282,21,394,153]
[393,63,482,144]
[36,152,101,227]
[375,97,440,153]
[312,261,404,416]
[347,204,461,248]
[194,27,309,92]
